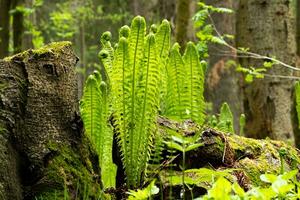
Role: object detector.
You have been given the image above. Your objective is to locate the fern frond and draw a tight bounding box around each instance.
[155,20,171,114]
[164,43,185,119]
[119,25,131,39]
[134,33,160,184]
[111,36,130,175]
[295,82,300,129]
[124,16,146,187]
[80,74,116,189]
[80,75,103,156]
[155,19,171,64]
[182,42,205,124]
[217,102,234,133]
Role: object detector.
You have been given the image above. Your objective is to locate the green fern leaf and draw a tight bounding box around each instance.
[155,19,171,63]
[164,43,185,119]
[80,74,116,188]
[182,42,205,124]
[80,75,103,156]
[133,33,160,184]
[125,16,146,186]
[155,20,171,113]
[217,102,234,133]
[295,82,300,129]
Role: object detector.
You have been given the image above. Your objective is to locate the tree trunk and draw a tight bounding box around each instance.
[0,42,102,199]
[204,0,242,134]
[175,0,191,49]
[236,0,297,143]
[297,0,300,56]
[12,0,25,54]
[0,0,11,58]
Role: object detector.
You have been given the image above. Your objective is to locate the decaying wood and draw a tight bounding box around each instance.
[156,117,300,198]
[0,42,102,200]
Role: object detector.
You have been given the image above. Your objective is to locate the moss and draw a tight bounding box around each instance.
[3,41,72,62]
[34,142,102,199]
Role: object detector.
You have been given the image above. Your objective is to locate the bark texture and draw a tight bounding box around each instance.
[204,0,242,134]
[0,0,11,58]
[175,0,191,49]
[12,0,25,54]
[236,0,297,143]
[0,42,102,200]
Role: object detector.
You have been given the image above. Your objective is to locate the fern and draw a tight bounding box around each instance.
[80,74,103,157]
[164,43,185,119]
[295,82,300,129]
[217,102,234,133]
[108,16,163,187]
[155,20,171,114]
[182,42,206,124]
[80,72,116,188]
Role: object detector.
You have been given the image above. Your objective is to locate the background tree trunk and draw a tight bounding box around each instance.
[175,0,191,49]
[236,0,297,143]
[204,0,242,134]
[0,42,102,199]
[12,0,25,54]
[0,0,11,58]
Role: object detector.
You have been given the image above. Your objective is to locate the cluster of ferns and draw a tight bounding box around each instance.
[80,16,208,189]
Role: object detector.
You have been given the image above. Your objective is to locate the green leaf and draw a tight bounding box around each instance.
[127,180,159,200]
[164,43,185,118]
[216,103,234,133]
[185,143,204,152]
[260,174,278,183]
[208,177,232,199]
[245,74,253,83]
[182,42,205,124]
[232,182,245,197]
[295,82,300,129]
[164,141,184,152]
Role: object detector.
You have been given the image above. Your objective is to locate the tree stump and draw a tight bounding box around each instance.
[0,42,102,200]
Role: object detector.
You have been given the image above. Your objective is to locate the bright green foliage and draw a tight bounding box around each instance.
[99,31,114,74]
[217,103,234,133]
[110,16,163,187]
[197,170,300,200]
[155,20,171,113]
[182,42,206,125]
[295,82,300,128]
[127,180,159,200]
[164,43,185,118]
[239,114,246,136]
[164,42,206,125]
[80,72,116,188]
[161,168,233,189]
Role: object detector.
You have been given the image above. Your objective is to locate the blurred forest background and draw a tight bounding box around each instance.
[1,0,300,146]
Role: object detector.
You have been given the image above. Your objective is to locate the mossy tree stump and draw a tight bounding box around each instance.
[0,42,102,200]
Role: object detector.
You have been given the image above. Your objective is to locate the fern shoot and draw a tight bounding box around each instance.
[80,73,116,188]
[217,102,234,133]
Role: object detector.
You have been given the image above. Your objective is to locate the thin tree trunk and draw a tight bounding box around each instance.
[204,0,242,134]
[0,0,11,58]
[236,0,297,143]
[297,0,300,56]
[23,0,33,49]
[12,0,25,54]
[175,0,191,49]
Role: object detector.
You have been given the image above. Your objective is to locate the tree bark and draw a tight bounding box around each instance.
[236,0,297,143]
[297,0,300,56]
[0,42,102,199]
[12,0,25,54]
[0,0,11,58]
[175,0,191,49]
[204,0,242,134]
